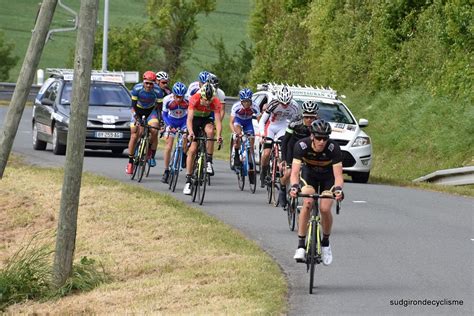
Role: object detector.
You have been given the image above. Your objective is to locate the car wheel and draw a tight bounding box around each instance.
[111,148,124,155]
[32,122,47,150]
[52,126,66,155]
[352,172,370,183]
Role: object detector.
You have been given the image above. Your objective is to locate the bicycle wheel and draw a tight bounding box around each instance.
[198,153,208,205]
[145,148,152,177]
[272,156,280,207]
[248,150,257,194]
[137,137,149,182]
[308,220,318,294]
[287,197,297,231]
[237,149,245,191]
[192,156,200,202]
[171,149,182,192]
[130,139,141,180]
[266,162,273,204]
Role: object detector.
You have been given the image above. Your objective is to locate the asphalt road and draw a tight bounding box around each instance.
[1,106,472,315]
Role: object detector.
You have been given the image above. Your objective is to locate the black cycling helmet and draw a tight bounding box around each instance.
[207,73,219,87]
[310,119,332,137]
[301,100,319,116]
[200,82,215,100]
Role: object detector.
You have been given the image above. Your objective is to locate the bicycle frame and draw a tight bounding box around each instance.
[235,134,256,193]
[298,192,339,294]
[131,118,153,182]
[267,140,281,206]
[168,128,186,192]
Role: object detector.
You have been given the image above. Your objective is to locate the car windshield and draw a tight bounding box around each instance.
[295,99,355,125]
[60,82,130,107]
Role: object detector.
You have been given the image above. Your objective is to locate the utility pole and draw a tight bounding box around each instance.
[0,0,58,178]
[102,0,109,71]
[52,0,99,287]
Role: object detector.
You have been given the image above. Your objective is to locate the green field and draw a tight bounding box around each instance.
[0,0,251,83]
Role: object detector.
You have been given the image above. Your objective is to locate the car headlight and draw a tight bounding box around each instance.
[352,136,371,147]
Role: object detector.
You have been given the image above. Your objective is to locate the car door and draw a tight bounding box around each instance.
[34,80,60,138]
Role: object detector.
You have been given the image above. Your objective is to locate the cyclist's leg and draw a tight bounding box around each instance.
[162,126,175,183]
[147,110,160,167]
[318,177,335,264]
[294,171,316,260]
[204,120,215,175]
[184,117,201,194]
[127,109,143,173]
[232,123,243,166]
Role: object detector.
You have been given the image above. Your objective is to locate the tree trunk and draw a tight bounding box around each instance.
[0,0,58,178]
[52,0,99,288]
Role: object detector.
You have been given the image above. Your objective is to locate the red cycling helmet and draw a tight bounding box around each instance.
[143,71,157,81]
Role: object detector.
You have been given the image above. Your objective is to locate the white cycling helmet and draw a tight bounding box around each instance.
[276,85,293,104]
[156,71,169,81]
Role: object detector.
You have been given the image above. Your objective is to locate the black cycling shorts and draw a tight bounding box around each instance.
[300,166,334,192]
[192,116,214,141]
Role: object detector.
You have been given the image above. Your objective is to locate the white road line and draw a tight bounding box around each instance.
[353,200,367,203]
[471,239,474,241]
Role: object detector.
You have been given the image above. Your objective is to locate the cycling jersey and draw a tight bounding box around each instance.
[162,94,188,133]
[281,114,311,164]
[130,83,164,109]
[293,137,342,177]
[188,93,221,118]
[185,81,201,99]
[231,101,260,135]
[259,99,300,140]
[231,101,260,120]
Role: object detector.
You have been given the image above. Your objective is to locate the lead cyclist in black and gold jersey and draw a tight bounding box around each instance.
[289,119,344,265]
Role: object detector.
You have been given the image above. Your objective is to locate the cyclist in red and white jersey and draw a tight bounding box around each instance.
[258,85,300,187]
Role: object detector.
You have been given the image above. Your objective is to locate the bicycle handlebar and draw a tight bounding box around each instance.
[297,193,341,214]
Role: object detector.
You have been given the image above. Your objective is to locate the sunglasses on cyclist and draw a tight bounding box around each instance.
[159,81,169,85]
[313,136,329,141]
[144,81,154,86]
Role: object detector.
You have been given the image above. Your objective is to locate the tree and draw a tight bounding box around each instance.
[0,31,19,82]
[91,23,159,75]
[146,0,216,78]
[206,37,253,95]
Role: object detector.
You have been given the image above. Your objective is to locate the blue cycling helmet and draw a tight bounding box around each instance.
[239,88,253,101]
[172,82,187,97]
[198,71,209,83]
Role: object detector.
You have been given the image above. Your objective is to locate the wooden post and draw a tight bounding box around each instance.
[52,0,99,287]
[0,0,58,178]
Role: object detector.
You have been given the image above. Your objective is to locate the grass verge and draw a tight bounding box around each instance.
[0,158,287,314]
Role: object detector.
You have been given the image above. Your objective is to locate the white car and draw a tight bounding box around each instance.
[252,83,372,183]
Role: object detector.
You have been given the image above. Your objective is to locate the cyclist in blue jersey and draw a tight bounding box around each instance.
[126,71,164,174]
[230,88,260,171]
[160,82,189,183]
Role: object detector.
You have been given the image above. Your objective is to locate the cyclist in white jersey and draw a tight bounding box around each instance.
[258,85,300,187]
[185,71,209,99]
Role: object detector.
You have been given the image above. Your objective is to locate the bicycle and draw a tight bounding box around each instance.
[190,132,219,205]
[297,191,340,294]
[233,133,257,193]
[168,128,187,192]
[265,140,282,206]
[130,116,158,182]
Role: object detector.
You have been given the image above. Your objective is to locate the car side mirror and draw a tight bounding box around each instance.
[41,98,54,106]
[359,118,368,127]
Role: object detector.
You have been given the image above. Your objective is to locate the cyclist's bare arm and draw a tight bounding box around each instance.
[186,109,195,137]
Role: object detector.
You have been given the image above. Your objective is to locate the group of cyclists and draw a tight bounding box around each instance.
[126,70,344,265]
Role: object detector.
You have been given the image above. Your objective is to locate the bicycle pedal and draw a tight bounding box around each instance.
[295,258,306,263]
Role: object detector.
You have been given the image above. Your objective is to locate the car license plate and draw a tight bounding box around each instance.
[95,131,123,138]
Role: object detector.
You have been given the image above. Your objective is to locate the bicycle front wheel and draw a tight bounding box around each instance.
[272,158,280,207]
[198,154,208,205]
[287,197,297,231]
[137,138,149,182]
[248,150,257,194]
[308,220,318,294]
[237,161,245,191]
